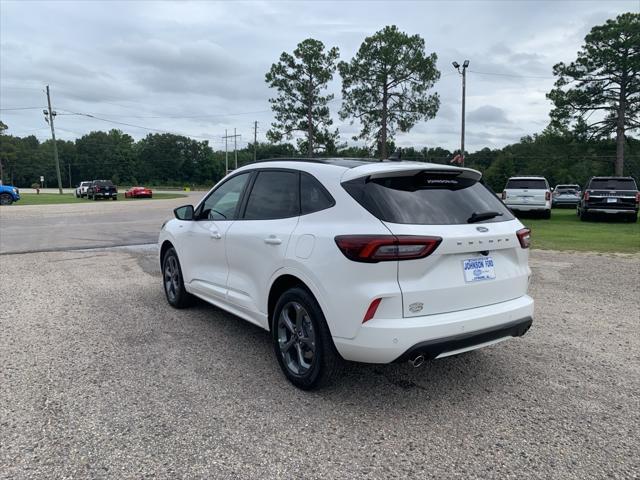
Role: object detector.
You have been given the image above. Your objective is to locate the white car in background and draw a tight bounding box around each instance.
[75,181,92,198]
[159,159,534,389]
[502,176,552,218]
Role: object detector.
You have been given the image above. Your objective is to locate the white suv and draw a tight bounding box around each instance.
[502,176,552,218]
[159,159,534,389]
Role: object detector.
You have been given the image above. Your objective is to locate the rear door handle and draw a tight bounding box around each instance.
[264,236,282,245]
[210,230,222,240]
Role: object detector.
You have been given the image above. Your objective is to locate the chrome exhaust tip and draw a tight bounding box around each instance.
[409,354,425,368]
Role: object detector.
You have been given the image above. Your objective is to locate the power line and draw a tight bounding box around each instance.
[56,109,221,142]
[0,107,45,111]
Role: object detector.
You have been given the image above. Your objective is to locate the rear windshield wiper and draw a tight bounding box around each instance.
[467,211,503,223]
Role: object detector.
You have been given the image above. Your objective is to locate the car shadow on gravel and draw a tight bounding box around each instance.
[182,298,514,410]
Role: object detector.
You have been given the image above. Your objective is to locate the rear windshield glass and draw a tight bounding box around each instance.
[555,187,578,193]
[589,179,637,190]
[342,171,514,225]
[506,179,547,189]
[96,180,114,186]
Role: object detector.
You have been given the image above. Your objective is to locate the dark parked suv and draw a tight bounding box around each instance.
[87,180,118,200]
[577,176,638,222]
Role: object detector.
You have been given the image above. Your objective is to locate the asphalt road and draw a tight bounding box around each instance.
[0,193,203,254]
[1,247,639,479]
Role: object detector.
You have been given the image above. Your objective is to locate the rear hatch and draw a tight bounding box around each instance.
[504,178,548,206]
[342,166,530,317]
[586,178,637,209]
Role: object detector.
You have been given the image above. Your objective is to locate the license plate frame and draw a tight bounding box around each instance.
[462,257,496,283]
[607,197,617,203]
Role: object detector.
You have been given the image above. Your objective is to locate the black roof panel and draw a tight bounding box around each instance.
[256,157,379,168]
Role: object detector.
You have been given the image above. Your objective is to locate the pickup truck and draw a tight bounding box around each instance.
[86,180,118,200]
[75,181,92,198]
[577,176,639,222]
[0,184,20,205]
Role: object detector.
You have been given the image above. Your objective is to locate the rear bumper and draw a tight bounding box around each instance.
[552,198,579,206]
[394,317,532,363]
[584,206,638,214]
[506,203,549,212]
[332,295,534,363]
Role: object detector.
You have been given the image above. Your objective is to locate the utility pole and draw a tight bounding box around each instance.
[234,127,237,171]
[68,164,72,188]
[222,129,242,175]
[44,85,64,194]
[253,121,258,162]
[452,60,469,167]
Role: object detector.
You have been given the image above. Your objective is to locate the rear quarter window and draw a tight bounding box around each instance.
[343,172,514,225]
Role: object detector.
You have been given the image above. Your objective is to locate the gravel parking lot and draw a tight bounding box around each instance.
[1,247,639,479]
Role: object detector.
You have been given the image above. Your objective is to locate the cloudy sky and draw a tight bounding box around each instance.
[0,0,636,153]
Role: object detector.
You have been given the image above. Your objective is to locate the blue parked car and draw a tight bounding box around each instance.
[0,184,20,205]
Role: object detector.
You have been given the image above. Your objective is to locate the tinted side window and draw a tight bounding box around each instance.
[301,173,334,215]
[244,170,299,220]
[198,172,250,221]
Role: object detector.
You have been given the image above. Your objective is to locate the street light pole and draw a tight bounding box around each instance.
[452,60,469,167]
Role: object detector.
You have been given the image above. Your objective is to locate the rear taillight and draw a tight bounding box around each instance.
[95,187,101,192]
[335,235,442,263]
[584,191,590,201]
[516,228,531,249]
[545,191,551,201]
[502,191,506,200]
[636,192,640,204]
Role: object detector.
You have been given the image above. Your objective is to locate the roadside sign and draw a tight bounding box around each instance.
[40,176,44,182]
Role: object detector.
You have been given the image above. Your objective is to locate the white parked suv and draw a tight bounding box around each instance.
[75,181,92,198]
[159,159,534,389]
[502,176,552,218]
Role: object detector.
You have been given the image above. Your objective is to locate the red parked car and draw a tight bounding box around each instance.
[124,186,153,199]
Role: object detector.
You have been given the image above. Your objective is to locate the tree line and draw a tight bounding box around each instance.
[1,123,637,193]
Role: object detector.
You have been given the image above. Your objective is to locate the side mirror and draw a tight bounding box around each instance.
[174,205,194,221]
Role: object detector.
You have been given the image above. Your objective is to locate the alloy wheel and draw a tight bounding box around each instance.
[164,255,180,303]
[277,301,316,375]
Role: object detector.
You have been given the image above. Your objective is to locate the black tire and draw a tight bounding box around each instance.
[112,196,117,200]
[542,209,551,219]
[580,209,590,221]
[162,247,193,308]
[0,193,13,205]
[628,213,638,223]
[272,287,342,390]
[93,194,98,201]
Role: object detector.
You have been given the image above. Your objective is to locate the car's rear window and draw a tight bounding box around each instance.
[96,180,114,187]
[342,171,514,225]
[506,179,547,189]
[589,179,637,190]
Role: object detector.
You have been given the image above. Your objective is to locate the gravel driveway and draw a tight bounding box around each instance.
[1,248,638,479]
